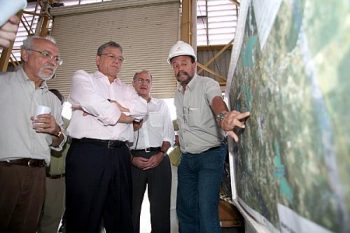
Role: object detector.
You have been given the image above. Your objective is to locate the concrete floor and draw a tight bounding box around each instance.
[139,165,178,233]
[140,198,243,233]
[139,165,244,233]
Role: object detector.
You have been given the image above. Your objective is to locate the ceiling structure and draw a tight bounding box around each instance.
[1,0,240,86]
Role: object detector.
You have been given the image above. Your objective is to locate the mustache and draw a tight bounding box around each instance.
[43,63,57,70]
[176,71,190,78]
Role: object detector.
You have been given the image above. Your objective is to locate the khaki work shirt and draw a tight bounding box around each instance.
[175,74,224,154]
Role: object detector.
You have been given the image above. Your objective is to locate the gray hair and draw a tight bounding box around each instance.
[21,35,57,50]
[97,41,123,56]
[133,70,153,81]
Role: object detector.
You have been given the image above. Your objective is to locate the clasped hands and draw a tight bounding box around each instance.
[132,152,163,170]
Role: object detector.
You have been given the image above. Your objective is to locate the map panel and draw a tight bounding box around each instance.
[228,1,350,232]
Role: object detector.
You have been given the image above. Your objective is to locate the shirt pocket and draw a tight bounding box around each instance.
[186,107,201,127]
[149,111,162,127]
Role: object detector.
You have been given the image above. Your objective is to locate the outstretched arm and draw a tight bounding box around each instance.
[211,96,250,142]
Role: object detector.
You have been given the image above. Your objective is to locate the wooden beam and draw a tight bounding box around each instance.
[36,1,51,36]
[198,38,234,74]
[0,11,22,72]
[180,0,192,43]
[197,44,232,51]
[230,0,240,6]
[197,62,226,85]
[38,15,50,36]
[0,47,13,72]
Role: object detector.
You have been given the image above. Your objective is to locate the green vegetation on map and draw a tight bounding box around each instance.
[229,1,350,232]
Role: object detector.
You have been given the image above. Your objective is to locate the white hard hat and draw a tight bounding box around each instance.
[167,40,197,64]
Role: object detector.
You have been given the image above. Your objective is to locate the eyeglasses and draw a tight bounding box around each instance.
[27,49,63,66]
[134,78,151,84]
[100,54,125,62]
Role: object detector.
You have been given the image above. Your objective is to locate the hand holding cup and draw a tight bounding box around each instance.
[32,105,52,132]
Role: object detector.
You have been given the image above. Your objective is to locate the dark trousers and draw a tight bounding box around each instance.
[65,140,133,233]
[131,151,172,233]
[0,164,45,233]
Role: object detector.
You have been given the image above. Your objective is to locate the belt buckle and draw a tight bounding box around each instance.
[145,148,150,153]
[108,140,113,149]
[27,159,33,167]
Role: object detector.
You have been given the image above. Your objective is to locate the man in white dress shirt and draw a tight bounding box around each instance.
[65,41,147,233]
[130,70,175,233]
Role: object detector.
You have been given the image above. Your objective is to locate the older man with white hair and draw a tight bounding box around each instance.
[0,35,66,233]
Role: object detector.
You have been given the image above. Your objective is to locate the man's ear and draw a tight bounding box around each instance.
[96,55,100,66]
[21,49,29,62]
[192,61,197,70]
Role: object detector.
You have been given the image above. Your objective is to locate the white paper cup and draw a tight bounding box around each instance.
[35,105,51,117]
[0,0,27,27]
[33,105,51,129]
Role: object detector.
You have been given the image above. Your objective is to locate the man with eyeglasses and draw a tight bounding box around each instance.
[0,35,66,233]
[130,70,174,233]
[66,41,147,233]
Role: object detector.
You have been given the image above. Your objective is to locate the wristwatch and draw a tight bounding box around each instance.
[56,130,63,138]
[216,111,227,123]
[160,149,168,156]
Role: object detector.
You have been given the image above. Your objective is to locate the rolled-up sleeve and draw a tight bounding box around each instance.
[205,78,222,104]
[162,102,175,146]
[50,96,67,151]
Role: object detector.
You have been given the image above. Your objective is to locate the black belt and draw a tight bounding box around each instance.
[207,145,221,152]
[131,147,161,153]
[72,138,126,149]
[47,173,65,179]
[0,158,46,167]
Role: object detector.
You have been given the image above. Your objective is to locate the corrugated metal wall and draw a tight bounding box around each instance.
[197,0,239,46]
[48,0,180,98]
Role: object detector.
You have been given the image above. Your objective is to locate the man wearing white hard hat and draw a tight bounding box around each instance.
[168,40,250,233]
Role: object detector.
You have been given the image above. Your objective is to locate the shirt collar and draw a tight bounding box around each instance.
[17,66,49,91]
[148,96,157,104]
[94,71,121,84]
[176,73,199,93]
[39,81,49,90]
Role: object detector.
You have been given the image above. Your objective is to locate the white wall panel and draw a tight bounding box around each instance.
[48,0,180,98]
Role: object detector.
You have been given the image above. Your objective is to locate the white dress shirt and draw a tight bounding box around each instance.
[0,68,65,164]
[67,70,148,142]
[131,98,174,149]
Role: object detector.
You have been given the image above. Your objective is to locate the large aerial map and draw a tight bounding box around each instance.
[227,0,350,232]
